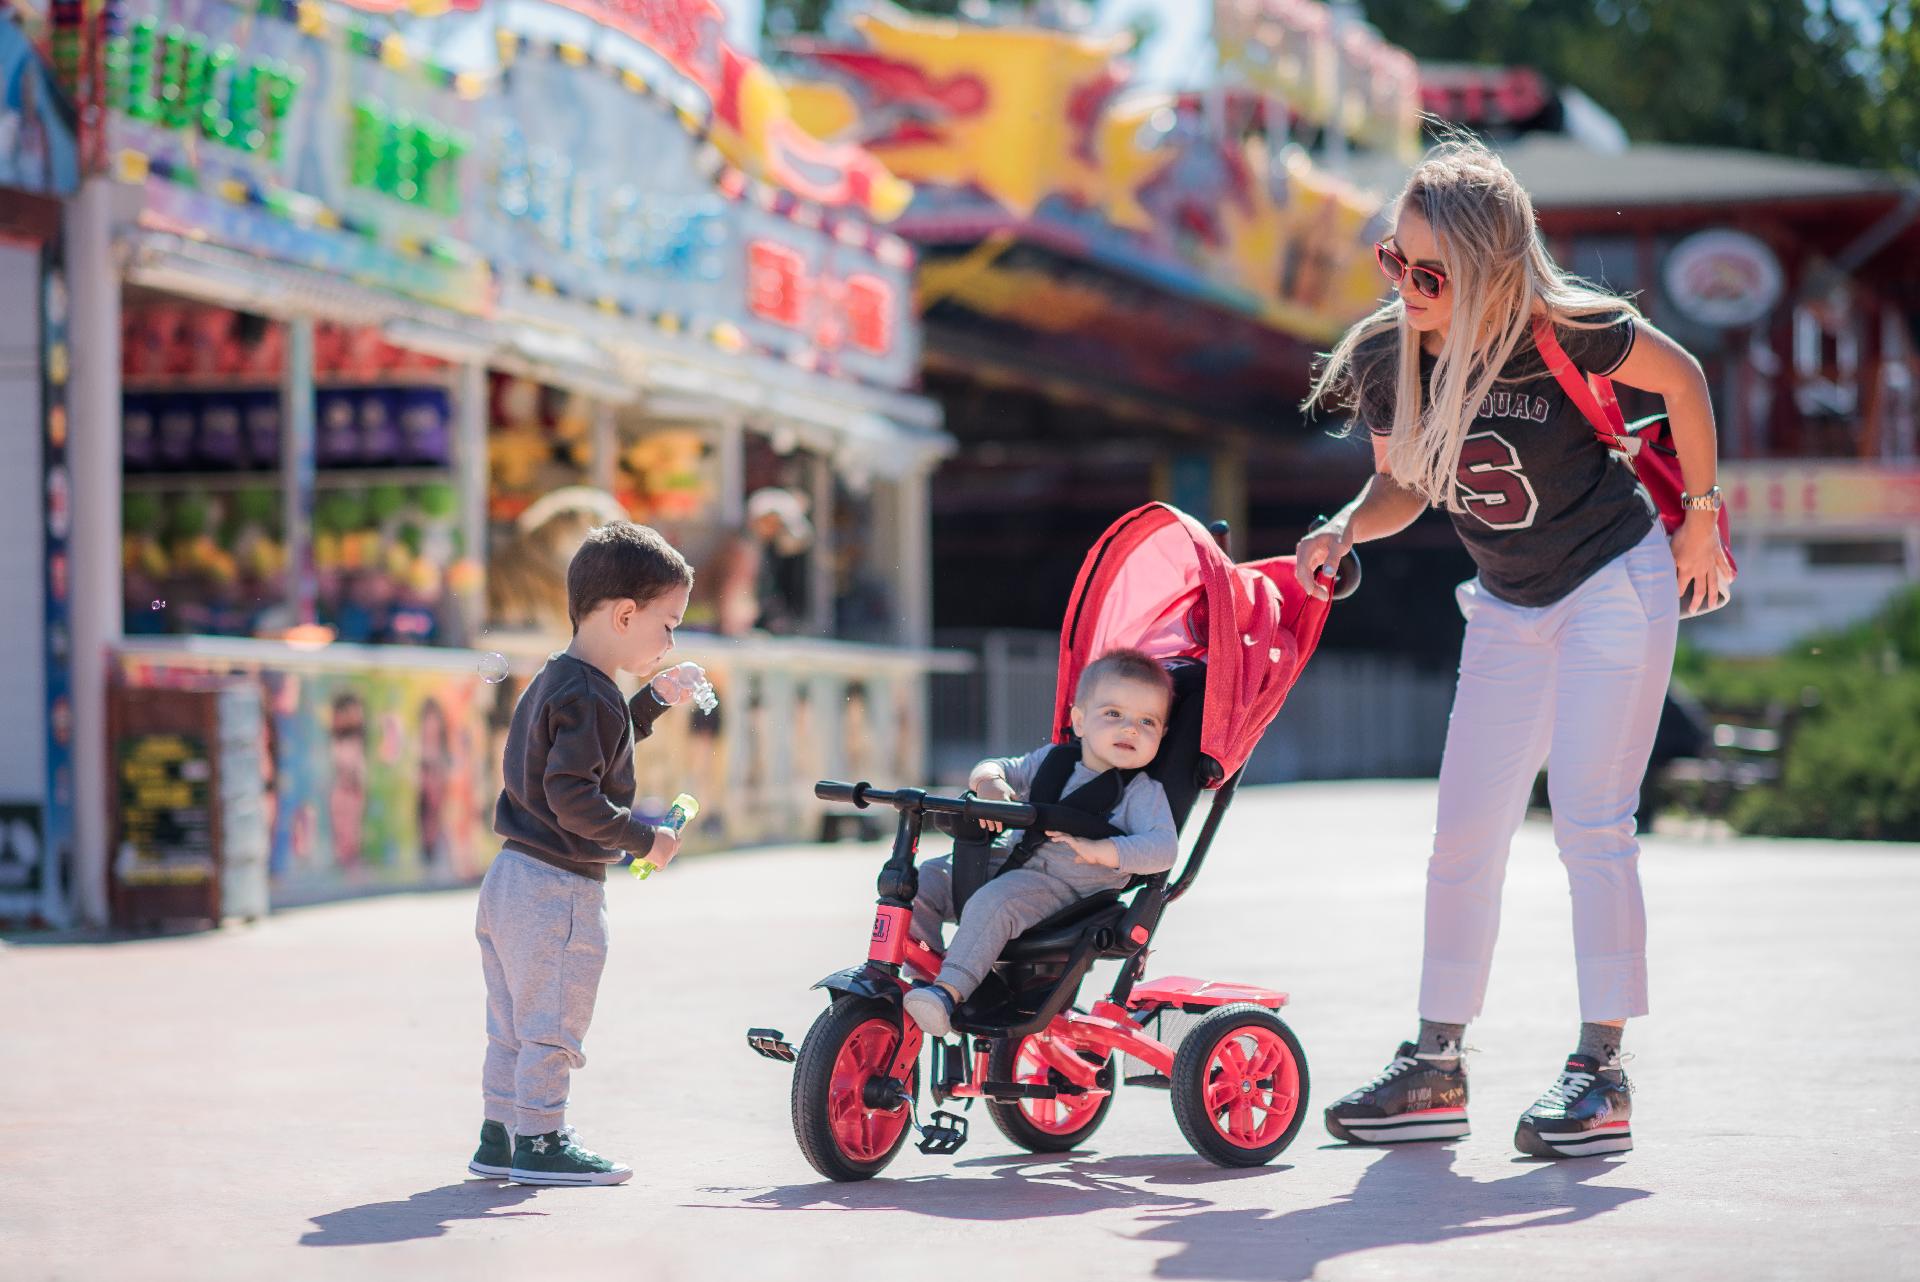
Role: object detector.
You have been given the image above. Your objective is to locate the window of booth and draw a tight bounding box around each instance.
[120,294,465,644]
[484,373,603,636]
[737,429,823,637]
[832,471,904,645]
[612,409,727,630]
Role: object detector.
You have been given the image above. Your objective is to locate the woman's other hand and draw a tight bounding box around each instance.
[1670,511,1734,616]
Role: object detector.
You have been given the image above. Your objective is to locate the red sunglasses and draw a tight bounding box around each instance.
[1375,242,1448,299]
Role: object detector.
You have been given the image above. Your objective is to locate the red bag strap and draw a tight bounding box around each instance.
[1531,316,1628,451]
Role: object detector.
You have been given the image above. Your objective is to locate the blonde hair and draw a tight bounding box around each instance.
[1306,135,1641,511]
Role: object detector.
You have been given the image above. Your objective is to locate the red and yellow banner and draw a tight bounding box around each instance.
[781,5,1390,341]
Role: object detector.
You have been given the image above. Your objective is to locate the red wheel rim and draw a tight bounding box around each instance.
[827,1019,911,1162]
[1201,1024,1300,1148]
[1011,1036,1108,1135]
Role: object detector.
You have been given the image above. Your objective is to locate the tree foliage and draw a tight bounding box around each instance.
[1360,0,1919,172]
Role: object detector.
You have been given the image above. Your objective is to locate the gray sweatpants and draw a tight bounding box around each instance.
[912,849,1107,997]
[476,848,609,1137]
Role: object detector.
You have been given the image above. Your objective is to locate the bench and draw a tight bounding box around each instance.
[1643,689,1817,823]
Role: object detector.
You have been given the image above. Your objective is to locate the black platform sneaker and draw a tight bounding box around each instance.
[1324,1041,1470,1144]
[1514,1054,1633,1158]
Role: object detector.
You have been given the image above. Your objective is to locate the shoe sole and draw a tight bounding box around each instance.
[903,993,951,1039]
[508,1166,634,1186]
[1326,1107,1470,1145]
[1514,1120,1632,1159]
[467,1162,512,1179]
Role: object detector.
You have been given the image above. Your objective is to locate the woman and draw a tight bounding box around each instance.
[1297,139,1733,1160]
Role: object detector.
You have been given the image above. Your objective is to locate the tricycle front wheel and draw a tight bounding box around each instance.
[791,997,918,1181]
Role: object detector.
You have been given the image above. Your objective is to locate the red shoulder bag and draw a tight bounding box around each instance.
[1531,317,1736,577]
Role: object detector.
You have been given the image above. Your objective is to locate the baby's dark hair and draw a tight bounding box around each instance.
[566,521,694,631]
[1074,648,1173,707]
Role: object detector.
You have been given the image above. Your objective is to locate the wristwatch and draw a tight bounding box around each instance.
[1680,485,1724,512]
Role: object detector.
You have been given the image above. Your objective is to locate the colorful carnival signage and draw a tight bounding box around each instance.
[1664,229,1784,330]
[481,12,918,388]
[1212,0,1420,159]
[1,17,81,195]
[783,8,1388,343]
[1723,462,1920,532]
[503,0,910,220]
[104,0,491,313]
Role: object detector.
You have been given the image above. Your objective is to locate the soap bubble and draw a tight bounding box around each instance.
[691,679,719,714]
[476,651,511,685]
[150,599,166,611]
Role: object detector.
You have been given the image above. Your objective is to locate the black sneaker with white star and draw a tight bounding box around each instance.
[1324,1041,1470,1144]
[1514,1054,1633,1158]
[508,1127,633,1186]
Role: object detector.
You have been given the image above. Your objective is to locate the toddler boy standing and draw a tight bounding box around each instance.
[468,521,705,1186]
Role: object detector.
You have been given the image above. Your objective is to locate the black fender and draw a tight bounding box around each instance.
[812,962,905,1007]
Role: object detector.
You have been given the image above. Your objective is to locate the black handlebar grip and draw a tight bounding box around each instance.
[814,780,859,803]
[1331,549,1363,601]
[962,796,1039,829]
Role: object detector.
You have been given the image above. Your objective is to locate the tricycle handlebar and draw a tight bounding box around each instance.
[813,780,1039,830]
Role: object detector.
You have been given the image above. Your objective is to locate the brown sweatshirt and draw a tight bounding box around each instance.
[493,652,667,881]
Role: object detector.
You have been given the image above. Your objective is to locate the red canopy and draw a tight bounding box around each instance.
[1051,504,1335,784]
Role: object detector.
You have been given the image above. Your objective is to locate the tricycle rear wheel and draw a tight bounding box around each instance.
[984,1033,1115,1153]
[1170,1003,1308,1168]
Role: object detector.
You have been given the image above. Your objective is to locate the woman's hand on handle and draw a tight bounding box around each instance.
[1295,522,1355,599]
[1296,454,1428,598]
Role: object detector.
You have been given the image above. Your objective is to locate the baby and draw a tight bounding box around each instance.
[905,648,1179,1037]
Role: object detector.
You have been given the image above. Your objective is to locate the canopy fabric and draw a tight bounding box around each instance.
[1051,503,1334,784]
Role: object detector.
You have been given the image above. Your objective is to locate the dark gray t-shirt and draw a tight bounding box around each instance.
[1352,314,1656,607]
[494,652,666,881]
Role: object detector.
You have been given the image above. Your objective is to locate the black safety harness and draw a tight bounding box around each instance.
[951,740,1140,914]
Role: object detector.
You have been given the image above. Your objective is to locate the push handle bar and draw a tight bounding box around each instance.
[814,780,1039,830]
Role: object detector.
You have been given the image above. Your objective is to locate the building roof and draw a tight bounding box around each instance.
[1493,135,1912,210]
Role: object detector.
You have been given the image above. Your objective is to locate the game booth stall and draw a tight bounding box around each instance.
[63,0,955,926]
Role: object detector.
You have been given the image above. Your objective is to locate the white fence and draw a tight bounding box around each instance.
[930,630,1454,785]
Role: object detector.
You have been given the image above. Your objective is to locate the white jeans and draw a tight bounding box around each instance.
[1420,525,1679,1025]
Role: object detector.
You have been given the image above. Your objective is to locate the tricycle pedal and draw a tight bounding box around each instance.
[746,1027,796,1062]
[1125,1072,1172,1089]
[916,1110,969,1155]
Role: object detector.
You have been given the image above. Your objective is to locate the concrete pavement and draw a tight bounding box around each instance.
[3,781,1917,1282]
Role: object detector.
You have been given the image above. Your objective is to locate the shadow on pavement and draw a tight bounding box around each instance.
[301,1180,545,1246]
[1136,1146,1652,1280]
[692,1150,1292,1222]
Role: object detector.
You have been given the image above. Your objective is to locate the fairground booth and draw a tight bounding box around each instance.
[1429,64,1920,657]
[776,2,1432,773]
[0,14,81,925]
[36,0,954,927]
[781,3,1414,633]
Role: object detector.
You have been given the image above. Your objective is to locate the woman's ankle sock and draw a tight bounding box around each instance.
[1577,1022,1624,1073]
[1417,1020,1466,1067]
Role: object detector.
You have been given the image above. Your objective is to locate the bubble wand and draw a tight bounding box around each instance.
[632,793,699,879]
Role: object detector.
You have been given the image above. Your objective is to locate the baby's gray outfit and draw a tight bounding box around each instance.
[912,744,1178,995]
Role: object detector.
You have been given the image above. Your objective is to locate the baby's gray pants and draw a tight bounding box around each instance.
[913,851,1083,998]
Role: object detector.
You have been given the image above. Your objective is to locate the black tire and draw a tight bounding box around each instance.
[1170,1003,1310,1168]
[790,997,919,1182]
[984,1034,1117,1153]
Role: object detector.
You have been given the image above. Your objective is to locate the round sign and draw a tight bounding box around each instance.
[1664,229,1783,328]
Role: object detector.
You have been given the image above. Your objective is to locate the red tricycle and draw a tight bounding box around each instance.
[747,504,1358,1180]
